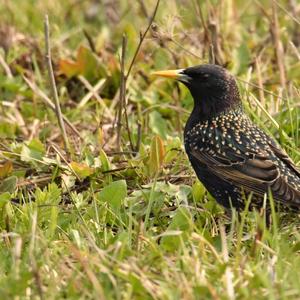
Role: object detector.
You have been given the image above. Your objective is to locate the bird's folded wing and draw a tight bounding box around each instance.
[268,141,300,177]
[190,147,300,206]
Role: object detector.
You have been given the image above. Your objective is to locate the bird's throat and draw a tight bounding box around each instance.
[191,94,242,122]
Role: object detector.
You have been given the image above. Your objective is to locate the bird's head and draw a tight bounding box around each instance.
[153,64,241,119]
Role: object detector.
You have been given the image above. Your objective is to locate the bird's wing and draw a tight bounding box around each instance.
[268,141,300,177]
[190,142,300,206]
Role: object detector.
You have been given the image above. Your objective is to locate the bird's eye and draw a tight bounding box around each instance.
[199,73,210,82]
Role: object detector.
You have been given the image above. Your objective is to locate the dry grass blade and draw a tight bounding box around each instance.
[116,34,128,151]
[78,76,109,113]
[0,52,12,78]
[23,76,82,139]
[273,0,300,26]
[44,15,70,153]
[219,220,235,300]
[289,41,300,61]
[2,1,300,299]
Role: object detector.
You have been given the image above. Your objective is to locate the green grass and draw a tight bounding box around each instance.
[0,0,300,299]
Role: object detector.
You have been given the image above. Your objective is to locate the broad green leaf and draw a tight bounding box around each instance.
[99,149,110,171]
[161,207,192,251]
[164,137,182,163]
[192,180,206,202]
[0,161,13,178]
[35,183,61,206]
[30,183,61,236]
[149,111,168,139]
[98,180,127,211]
[148,135,165,176]
[59,59,79,78]
[59,46,104,81]
[0,176,17,193]
[77,46,99,80]
[21,139,45,162]
[99,149,112,184]
[0,122,18,138]
[236,43,251,74]
[123,23,138,59]
[28,138,45,154]
[70,161,95,179]
[0,192,11,209]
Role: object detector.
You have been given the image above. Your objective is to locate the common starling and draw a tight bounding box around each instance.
[153,64,300,210]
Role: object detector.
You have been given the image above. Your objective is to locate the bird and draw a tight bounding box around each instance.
[153,64,300,211]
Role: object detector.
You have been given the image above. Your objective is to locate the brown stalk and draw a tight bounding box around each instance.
[208,21,223,65]
[116,34,128,151]
[193,0,211,44]
[116,0,160,152]
[207,6,225,65]
[126,0,160,78]
[44,15,70,153]
[209,44,216,64]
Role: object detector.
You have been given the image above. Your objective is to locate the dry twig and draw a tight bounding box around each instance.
[0,52,13,78]
[116,0,161,152]
[116,34,128,151]
[44,15,70,152]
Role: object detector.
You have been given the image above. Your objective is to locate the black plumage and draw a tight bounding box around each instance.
[153,64,300,210]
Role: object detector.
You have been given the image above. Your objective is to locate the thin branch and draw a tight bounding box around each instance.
[116,0,160,152]
[116,34,128,151]
[193,0,210,38]
[44,15,70,152]
[125,0,160,78]
[123,94,135,152]
[135,122,142,153]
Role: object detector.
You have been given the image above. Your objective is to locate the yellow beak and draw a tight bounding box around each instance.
[151,69,185,79]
